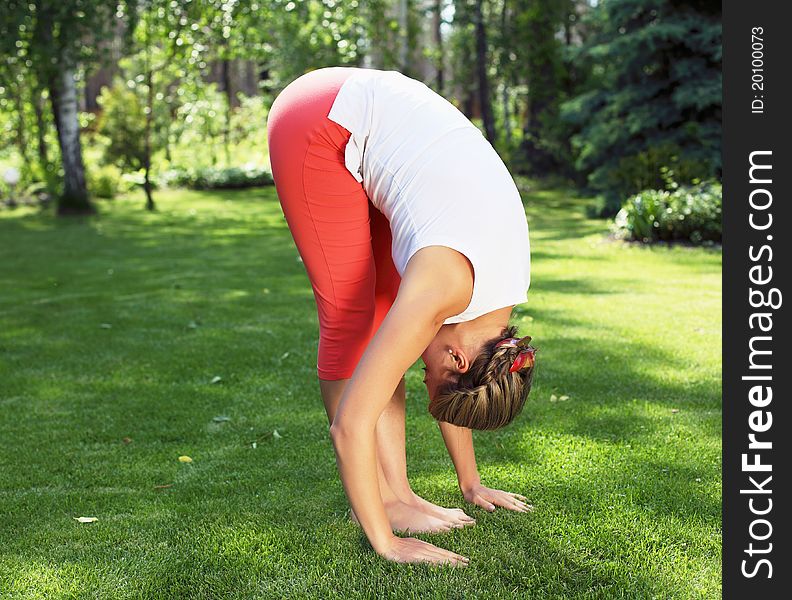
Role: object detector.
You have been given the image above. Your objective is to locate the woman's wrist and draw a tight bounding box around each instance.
[371,533,398,556]
[458,473,481,494]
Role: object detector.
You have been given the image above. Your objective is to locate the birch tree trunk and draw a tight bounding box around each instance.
[50,66,92,215]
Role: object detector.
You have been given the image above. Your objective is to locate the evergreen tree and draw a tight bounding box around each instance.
[513,0,568,176]
[561,0,721,211]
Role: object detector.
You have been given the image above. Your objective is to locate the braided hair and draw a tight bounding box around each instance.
[428,324,537,430]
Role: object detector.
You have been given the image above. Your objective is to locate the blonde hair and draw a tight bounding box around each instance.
[428,324,537,430]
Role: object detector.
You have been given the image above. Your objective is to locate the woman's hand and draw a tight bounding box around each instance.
[462,481,533,513]
[378,536,469,567]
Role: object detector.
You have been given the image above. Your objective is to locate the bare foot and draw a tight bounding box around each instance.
[349,500,467,534]
[406,492,476,527]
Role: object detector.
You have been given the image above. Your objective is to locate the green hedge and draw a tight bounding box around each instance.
[612,180,721,244]
[161,165,274,190]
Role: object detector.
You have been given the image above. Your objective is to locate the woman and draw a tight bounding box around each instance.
[266,66,537,567]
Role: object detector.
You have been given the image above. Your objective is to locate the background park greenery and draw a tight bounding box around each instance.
[1,0,721,236]
[1,0,721,597]
[0,183,720,597]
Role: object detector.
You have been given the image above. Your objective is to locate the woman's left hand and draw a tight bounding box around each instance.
[462,482,534,513]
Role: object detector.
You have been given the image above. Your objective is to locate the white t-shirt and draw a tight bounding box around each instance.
[326,68,531,325]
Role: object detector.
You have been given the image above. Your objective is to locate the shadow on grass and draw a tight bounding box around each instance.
[527,276,619,295]
[0,187,719,597]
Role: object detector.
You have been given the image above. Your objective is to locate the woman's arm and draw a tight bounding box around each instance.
[437,421,480,491]
[330,246,474,564]
[438,422,534,513]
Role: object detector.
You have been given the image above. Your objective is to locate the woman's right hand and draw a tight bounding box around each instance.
[377,536,470,567]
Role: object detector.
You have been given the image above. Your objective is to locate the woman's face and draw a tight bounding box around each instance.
[420,338,451,402]
[420,335,470,402]
[420,322,506,402]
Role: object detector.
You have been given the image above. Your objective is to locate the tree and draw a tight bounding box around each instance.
[472,0,495,143]
[512,0,567,176]
[266,0,366,84]
[26,0,134,215]
[431,0,446,94]
[448,0,477,119]
[96,77,166,207]
[560,0,722,209]
[0,0,137,215]
[0,7,34,171]
[113,0,209,210]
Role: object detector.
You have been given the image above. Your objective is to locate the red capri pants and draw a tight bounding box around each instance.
[266,67,401,380]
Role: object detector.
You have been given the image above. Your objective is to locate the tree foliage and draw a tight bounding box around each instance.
[0,0,722,218]
[560,0,721,210]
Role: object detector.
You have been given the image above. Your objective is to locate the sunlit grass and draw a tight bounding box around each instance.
[0,180,721,598]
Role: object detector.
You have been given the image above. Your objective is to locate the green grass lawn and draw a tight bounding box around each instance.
[0,181,721,599]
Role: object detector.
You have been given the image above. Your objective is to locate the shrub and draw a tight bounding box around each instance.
[161,165,273,190]
[96,76,170,173]
[87,165,122,199]
[612,180,721,244]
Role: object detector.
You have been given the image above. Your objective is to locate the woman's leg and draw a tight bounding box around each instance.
[267,67,458,534]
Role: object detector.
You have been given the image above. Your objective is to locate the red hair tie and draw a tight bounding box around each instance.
[495,336,537,373]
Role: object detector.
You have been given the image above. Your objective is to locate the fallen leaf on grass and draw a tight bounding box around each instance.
[210,376,222,384]
[122,437,133,445]
[74,517,98,523]
[550,394,558,402]
[99,323,112,329]
[247,429,283,446]
[671,409,680,414]
[559,395,570,402]
[178,455,193,463]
